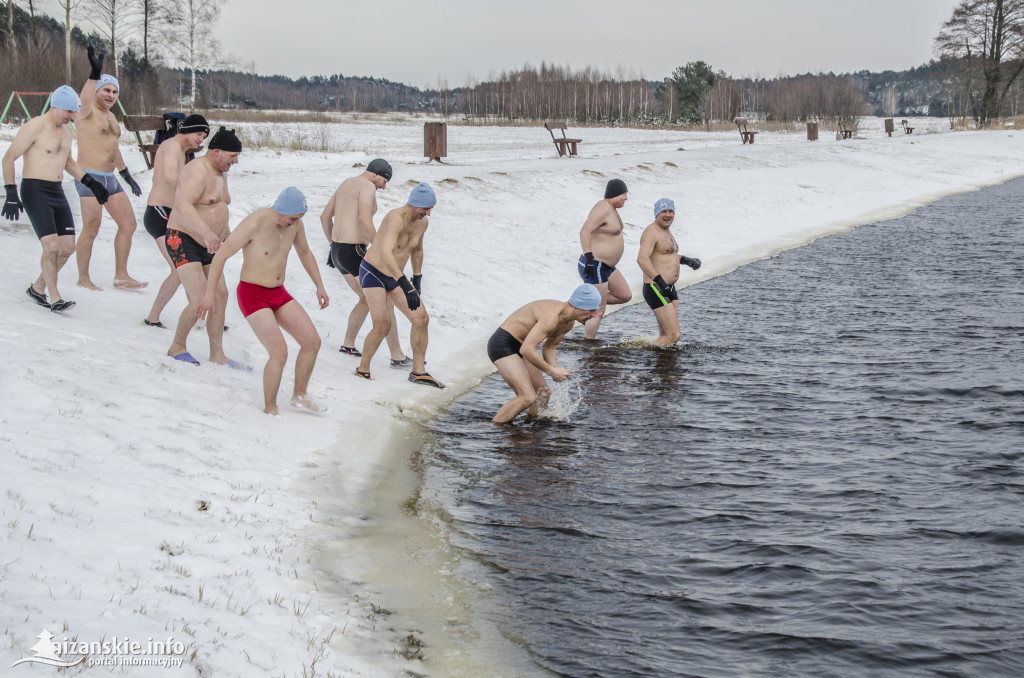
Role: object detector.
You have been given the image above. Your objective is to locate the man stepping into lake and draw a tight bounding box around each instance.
[578,178,632,339]
[636,198,702,345]
[197,187,329,416]
[487,284,601,423]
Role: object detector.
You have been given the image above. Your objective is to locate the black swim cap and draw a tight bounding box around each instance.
[366,158,392,181]
[178,114,210,136]
[605,179,628,199]
[208,126,242,152]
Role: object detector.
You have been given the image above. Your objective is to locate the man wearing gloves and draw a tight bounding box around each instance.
[356,182,444,388]
[636,198,702,345]
[2,85,110,313]
[74,46,147,290]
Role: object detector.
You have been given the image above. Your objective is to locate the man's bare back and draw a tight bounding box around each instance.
[148,140,188,207]
[325,174,377,244]
[501,299,577,345]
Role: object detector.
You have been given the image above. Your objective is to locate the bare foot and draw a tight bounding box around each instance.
[114,277,149,289]
[263,405,281,416]
[78,279,102,291]
[291,395,327,413]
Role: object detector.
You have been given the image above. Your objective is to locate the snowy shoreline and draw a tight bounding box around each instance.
[2,116,1023,676]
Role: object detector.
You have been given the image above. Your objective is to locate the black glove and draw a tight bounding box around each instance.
[412,274,422,295]
[3,184,23,221]
[80,174,110,204]
[398,275,421,311]
[653,275,674,297]
[326,252,335,268]
[679,255,702,271]
[87,45,104,81]
[119,168,142,197]
[583,251,596,277]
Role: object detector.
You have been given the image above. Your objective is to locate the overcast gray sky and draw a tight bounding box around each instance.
[219,0,960,87]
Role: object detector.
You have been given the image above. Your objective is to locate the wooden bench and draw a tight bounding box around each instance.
[900,119,914,134]
[837,121,855,139]
[735,118,758,144]
[122,115,169,169]
[544,122,582,157]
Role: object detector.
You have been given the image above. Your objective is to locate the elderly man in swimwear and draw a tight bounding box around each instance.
[142,113,210,328]
[3,85,110,313]
[164,127,241,366]
[487,284,601,423]
[637,198,702,345]
[73,46,147,290]
[197,187,329,416]
[578,178,632,339]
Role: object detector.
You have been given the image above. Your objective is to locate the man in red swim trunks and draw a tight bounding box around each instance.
[197,187,329,416]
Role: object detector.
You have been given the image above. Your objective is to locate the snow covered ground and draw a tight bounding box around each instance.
[2,114,1023,676]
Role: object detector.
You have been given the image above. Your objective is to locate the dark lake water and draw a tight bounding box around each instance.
[418,178,1024,677]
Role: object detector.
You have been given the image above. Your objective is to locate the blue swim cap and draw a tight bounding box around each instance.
[50,85,81,112]
[654,198,675,217]
[408,182,436,208]
[273,186,308,215]
[96,74,119,92]
[568,283,601,311]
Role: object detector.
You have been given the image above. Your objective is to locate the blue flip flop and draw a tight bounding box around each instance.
[226,359,252,372]
[173,352,200,366]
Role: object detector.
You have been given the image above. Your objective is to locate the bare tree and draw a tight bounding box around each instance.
[82,0,130,77]
[159,0,223,109]
[52,0,79,83]
[935,0,1024,126]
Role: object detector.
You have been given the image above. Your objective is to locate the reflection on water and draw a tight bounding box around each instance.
[419,178,1024,677]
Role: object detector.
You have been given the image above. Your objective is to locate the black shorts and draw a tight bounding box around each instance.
[643,282,678,309]
[487,327,524,363]
[144,205,172,239]
[330,242,367,275]
[21,179,76,239]
[166,228,214,268]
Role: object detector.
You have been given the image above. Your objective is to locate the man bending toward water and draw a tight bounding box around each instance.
[487,284,601,423]
[636,198,701,345]
[578,178,632,339]
[197,187,329,415]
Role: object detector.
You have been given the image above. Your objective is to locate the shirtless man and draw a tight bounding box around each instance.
[487,284,601,423]
[165,127,242,366]
[355,182,444,388]
[73,46,146,290]
[578,178,632,339]
[636,198,702,345]
[197,187,329,415]
[2,85,110,313]
[320,159,408,365]
[142,114,209,328]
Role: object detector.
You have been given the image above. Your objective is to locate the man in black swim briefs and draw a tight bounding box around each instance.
[142,113,210,327]
[319,159,408,364]
[488,284,601,423]
[2,85,110,313]
[636,198,702,345]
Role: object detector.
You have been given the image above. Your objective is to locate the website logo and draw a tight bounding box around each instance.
[12,628,186,670]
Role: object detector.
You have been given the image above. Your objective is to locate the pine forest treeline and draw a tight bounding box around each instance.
[3,1,1024,127]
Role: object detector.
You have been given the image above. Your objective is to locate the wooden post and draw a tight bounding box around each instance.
[807,122,818,141]
[424,122,447,162]
[884,118,895,137]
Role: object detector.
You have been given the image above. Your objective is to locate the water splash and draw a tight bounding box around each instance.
[538,378,584,421]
